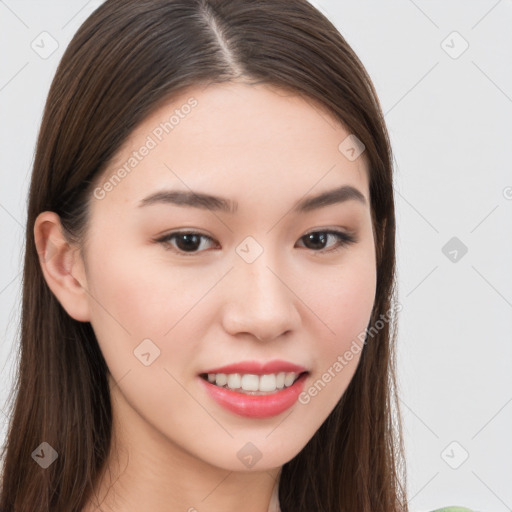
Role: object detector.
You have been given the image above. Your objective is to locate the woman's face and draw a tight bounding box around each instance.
[77,81,376,471]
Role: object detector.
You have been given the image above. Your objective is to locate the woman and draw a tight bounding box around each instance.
[0,1,475,511]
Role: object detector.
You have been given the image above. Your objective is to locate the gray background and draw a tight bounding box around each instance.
[1,1,511,510]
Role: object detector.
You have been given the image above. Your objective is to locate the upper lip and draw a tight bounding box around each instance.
[200,359,308,376]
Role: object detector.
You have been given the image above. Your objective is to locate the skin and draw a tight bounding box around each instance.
[34,81,377,512]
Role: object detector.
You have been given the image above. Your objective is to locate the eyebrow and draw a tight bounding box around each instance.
[138,184,367,214]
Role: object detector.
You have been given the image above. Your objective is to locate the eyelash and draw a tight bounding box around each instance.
[155,229,357,256]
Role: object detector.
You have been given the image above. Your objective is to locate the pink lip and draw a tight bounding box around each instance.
[201,359,308,376]
[198,372,309,418]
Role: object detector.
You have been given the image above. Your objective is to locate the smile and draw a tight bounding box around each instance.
[198,371,310,418]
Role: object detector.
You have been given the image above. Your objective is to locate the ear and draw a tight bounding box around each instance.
[34,211,91,322]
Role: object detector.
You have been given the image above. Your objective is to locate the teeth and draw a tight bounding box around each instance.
[259,374,276,392]
[284,372,296,387]
[228,373,242,389]
[205,372,302,393]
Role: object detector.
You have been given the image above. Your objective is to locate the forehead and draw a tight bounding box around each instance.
[93,81,370,211]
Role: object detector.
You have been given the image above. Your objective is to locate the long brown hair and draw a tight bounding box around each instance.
[0,1,407,510]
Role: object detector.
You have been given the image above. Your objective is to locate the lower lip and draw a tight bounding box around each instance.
[198,373,308,419]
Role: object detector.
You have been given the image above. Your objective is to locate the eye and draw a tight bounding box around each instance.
[297,229,357,254]
[156,231,218,255]
[155,229,357,256]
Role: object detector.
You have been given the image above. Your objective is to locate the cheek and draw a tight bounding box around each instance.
[84,239,223,389]
[83,241,180,376]
[301,253,376,409]
[307,248,377,346]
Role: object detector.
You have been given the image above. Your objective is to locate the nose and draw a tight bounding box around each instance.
[221,254,301,342]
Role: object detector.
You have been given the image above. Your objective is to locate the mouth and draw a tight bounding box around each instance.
[199,371,309,395]
[198,370,310,418]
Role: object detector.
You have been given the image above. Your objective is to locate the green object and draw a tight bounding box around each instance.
[429,507,476,512]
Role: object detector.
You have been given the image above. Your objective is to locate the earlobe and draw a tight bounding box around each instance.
[33,211,91,322]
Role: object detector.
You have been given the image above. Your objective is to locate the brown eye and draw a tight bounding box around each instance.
[156,231,216,255]
[155,229,357,257]
[297,230,357,253]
